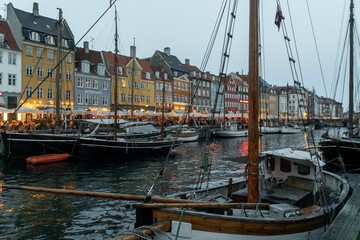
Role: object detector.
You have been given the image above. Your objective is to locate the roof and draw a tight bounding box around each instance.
[0,20,21,51]
[156,50,189,73]
[12,5,75,49]
[75,47,105,75]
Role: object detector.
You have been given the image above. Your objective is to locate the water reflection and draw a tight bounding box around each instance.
[0,129,327,239]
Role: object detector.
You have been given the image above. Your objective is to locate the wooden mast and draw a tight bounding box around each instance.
[55,8,63,132]
[114,6,119,140]
[247,0,259,203]
[349,0,354,138]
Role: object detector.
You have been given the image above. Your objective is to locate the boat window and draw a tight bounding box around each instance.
[266,156,275,171]
[280,158,291,172]
[297,164,310,175]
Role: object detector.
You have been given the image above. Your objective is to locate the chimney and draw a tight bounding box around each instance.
[130,45,136,58]
[185,59,190,65]
[33,2,39,16]
[84,41,89,54]
[164,47,170,56]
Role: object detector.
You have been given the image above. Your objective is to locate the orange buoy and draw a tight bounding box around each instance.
[26,153,71,164]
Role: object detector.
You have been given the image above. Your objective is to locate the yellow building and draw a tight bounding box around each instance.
[103,48,155,115]
[7,3,75,112]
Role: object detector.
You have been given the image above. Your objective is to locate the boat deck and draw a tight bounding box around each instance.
[232,181,311,206]
[321,179,360,240]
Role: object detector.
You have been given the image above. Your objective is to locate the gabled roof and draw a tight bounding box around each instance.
[102,51,155,80]
[75,47,105,76]
[12,4,75,49]
[156,50,189,73]
[0,20,21,51]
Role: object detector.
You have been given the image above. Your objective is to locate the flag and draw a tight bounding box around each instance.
[274,4,284,31]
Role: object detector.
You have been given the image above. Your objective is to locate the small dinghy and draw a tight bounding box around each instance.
[26,153,71,164]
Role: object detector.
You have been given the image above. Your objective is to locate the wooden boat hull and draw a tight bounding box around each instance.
[26,153,71,164]
[280,127,301,134]
[146,171,350,238]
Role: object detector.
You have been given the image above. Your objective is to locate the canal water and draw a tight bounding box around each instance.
[0,129,327,239]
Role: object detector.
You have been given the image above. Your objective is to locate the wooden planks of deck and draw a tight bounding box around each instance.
[321,185,360,240]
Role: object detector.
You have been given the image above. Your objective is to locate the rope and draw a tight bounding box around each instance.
[174,208,188,240]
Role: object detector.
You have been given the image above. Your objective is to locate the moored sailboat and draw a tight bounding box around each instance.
[319,0,360,170]
[127,1,351,239]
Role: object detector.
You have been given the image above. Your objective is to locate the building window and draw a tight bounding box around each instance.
[66,71,71,81]
[146,96,150,103]
[77,78,83,87]
[145,72,150,79]
[61,39,69,48]
[36,48,43,58]
[0,73,2,84]
[92,95,98,105]
[98,65,105,75]
[140,95,144,103]
[85,95,90,105]
[77,94,83,104]
[47,49,54,60]
[128,80,132,88]
[8,74,16,85]
[128,94,132,102]
[65,90,71,100]
[102,81,108,90]
[30,32,40,41]
[26,46,33,56]
[117,67,123,75]
[141,82,145,89]
[102,96,108,106]
[47,68,53,78]
[121,93,126,102]
[66,54,72,63]
[47,88,53,99]
[85,79,91,88]
[37,66,43,77]
[8,53,16,65]
[92,80,98,89]
[45,35,55,45]
[134,81,139,89]
[26,86,33,97]
[0,51,3,63]
[37,87,43,98]
[134,94,139,103]
[82,62,90,73]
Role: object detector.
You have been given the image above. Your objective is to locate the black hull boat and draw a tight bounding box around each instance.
[319,137,360,170]
[78,137,183,160]
[0,131,80,160]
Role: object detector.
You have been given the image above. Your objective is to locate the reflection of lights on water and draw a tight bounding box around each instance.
[238,139,249,156]
[32,193,47,200]
[6,208,14,213]
[0,203,4,209]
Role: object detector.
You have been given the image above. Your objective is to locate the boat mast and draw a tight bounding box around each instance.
[349,0,354,138]
[160,70,166,139]
[55,8,63,131]
[130,39,135,119]
[114,6,119,140]
[247,0,259,203]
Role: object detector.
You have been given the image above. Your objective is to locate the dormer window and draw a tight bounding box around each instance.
[164,73,168,80]
[30,31,40,42]
[117,67,123,75]
[174,71,178,77]
[98,65,106,76]
[61,39,69,48]
[145,72,151,79]
[155,71,160,79]
[81,61,90,73]
[0,33,4,47]
[45,36,55,45]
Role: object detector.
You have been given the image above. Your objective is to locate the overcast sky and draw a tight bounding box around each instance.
[3,0,352,109]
